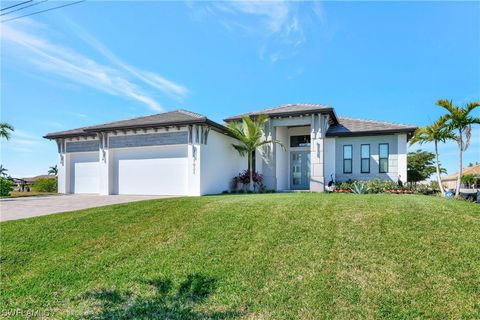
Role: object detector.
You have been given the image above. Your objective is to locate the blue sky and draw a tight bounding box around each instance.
[1,1,479,177]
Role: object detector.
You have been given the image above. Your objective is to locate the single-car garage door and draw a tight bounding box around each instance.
[70,152,100,194]
[113,145,188,195]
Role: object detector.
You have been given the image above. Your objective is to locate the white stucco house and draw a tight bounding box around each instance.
[44,104,417,196]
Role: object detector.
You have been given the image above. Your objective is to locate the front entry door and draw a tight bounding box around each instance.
[290,151,311,190]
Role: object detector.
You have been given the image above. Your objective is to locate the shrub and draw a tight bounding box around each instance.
[383,180,398,192]
[351,181,367,194]
[366,177,383,194]
[339,182,351,190]
[32,178,57,193]
[230,170,264,192]
[0,178,15,197]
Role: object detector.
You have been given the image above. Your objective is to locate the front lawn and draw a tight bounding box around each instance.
[1,194,479,319]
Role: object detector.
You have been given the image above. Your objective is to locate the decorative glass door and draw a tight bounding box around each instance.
[290,151,310,190]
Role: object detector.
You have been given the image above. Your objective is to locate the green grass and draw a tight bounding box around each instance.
[1,194,479,319]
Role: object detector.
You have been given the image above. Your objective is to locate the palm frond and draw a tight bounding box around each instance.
[436,99,454,113]
[465,101,480,114]
[257,139,286,151]
[231,144,249,157]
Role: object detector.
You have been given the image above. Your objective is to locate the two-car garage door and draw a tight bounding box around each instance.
[112,145,188,195]
[69,146,188,195]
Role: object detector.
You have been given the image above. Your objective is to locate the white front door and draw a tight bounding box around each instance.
[70,152,100,194]
[113,145,188,195]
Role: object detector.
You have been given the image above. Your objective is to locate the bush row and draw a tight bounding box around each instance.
[333,178,440,195]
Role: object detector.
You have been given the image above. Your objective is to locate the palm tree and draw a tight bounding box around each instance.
[227,114,285,191]
[48,165,58,176]
[0,165,8,178]
[409,116,454,196]
[437,99,480,196]
[0,122,14,140]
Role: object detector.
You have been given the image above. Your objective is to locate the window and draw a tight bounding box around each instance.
[343,145,352,174]
[361,144,370,173]
[379,143,389,173]
[290,135,311,147]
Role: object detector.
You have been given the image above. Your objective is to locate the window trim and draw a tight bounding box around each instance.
[379,143,389,173]
[360,144,370,173]
[343,144,353,174]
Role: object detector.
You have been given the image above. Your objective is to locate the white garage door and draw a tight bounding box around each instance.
[70,152,100,194]
[113,145,188,195]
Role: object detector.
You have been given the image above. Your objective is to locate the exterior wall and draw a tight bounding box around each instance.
[397,134,407,184]
[200,130,246,195]
[261,119,277,189]
[324,137,336,183]
[275,126,289,190]
[334,134,400,182]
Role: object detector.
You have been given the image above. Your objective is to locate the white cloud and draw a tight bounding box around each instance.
[3,129,45,153]
[189,1,324,63]
[1,18,189,111]
[65,19,189,101]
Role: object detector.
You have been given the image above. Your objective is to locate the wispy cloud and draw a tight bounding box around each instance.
[1,18,188,111]
[5,129,44,152]
[189,1,325,63]
[69,112,88,119]
[65,19,189,101]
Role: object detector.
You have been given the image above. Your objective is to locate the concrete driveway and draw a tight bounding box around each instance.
[0,194,172,222]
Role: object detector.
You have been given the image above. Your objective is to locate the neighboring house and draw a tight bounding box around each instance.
[13,175,52,191]
[441,164,480,190]
[44,105,417,196]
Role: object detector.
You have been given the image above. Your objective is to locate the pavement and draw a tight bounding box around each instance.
[0,194,172,222]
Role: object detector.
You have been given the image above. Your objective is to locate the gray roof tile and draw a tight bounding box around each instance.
[224,103,336,121]
[327,117,417,137]
[44,110,224,139]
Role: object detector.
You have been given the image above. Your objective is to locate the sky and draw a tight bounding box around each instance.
[1,1,479,178]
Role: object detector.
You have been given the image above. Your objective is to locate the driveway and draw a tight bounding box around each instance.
[0,194,173,222]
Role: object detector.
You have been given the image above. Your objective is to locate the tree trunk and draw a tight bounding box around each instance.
[455,129,463,197]
[248,152,253,191]
[434,141,445,196]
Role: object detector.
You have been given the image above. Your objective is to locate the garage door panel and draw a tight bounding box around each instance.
[70,152,100,194]
[113,146,188,195]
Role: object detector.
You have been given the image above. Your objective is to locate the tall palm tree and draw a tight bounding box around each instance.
[409,116,454,196]
[48,165,58,176]
[0,122,14,140]
[0,165,8,178]
[227,114,285,191]
[437,99,480,196]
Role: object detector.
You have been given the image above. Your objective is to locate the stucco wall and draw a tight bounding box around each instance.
[335,135,400,182]
[200,130,246,195]
[324,138,336,183]
[275,126,289,190]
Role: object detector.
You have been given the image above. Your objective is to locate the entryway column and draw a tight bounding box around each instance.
[187,125,201,196]
[56,139,69,194]
[310,114,328,192]
[261,119,277,190]
[98,133,112,195]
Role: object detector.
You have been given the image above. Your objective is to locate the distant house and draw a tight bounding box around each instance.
[442,164,480,190]
[44,104,417,196]
[14,175,53,192]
